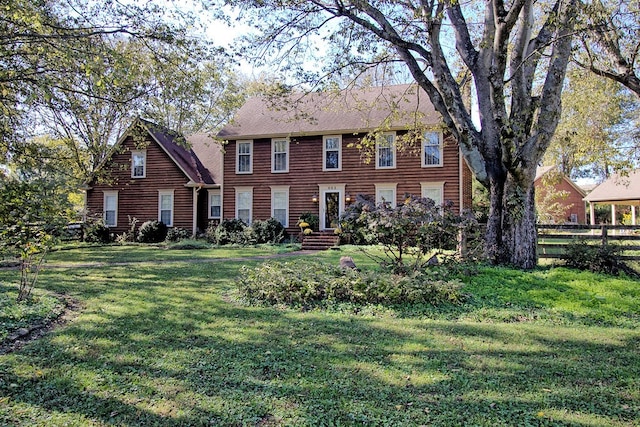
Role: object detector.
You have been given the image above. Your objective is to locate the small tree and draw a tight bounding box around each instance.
[0,178,67,301]
[341,195,476,274]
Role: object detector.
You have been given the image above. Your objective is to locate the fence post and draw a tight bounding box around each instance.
[601,225,608,247]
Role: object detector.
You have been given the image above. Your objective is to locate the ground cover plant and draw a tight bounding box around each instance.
[0,245,638,426]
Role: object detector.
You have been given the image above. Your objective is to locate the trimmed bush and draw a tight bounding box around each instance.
[137,220,168,243]
[166,227,192,242]
[83,217,111,243]
[251,218,286,244]
[207,219,250,245]
[237,260,467,307]
[563,240,623,275]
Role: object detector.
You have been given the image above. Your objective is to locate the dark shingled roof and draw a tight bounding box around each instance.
[138,119,220,186]
[217,84,441,140]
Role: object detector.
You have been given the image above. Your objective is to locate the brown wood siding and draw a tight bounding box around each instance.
[85,134,194,234]
[223,132,466,234]
[535,177,587,224]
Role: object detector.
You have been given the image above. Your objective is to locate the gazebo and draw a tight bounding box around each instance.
[583,170,640,225]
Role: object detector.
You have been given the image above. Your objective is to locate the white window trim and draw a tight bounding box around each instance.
[420,181,445,206]
[374,183,398,207]
[270,185,290,227]
[131,150,146,178]
[422,131,444,168]
[236,140,253,174]
[158,189,174,227]
[271,138,289,173]
[235,186,253,225]
[208,189,222,220]
[103,191,118,227]
[375,132,397,169]
[322,135,342,171]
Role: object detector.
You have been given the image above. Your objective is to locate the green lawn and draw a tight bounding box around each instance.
[0,245,638,426]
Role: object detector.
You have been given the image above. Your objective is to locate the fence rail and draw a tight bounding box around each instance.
[537,224,640,261]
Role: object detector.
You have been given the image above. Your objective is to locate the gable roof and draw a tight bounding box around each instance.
[534,165,586,196]
[583,170,640,203]
[87,118,221,188]
[217,84,441,140]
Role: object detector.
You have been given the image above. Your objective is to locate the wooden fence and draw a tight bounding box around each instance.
[537,224,640,261]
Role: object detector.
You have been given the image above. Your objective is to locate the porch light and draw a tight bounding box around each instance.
[311,193,319,203]
[345,193,352,203]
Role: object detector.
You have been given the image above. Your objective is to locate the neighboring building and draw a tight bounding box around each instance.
[583,170,640,225]
[83,118,222,235]
[217,84,473,235]
[534,165,586,224]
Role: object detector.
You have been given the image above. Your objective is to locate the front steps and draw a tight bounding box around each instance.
[301,232,340,250]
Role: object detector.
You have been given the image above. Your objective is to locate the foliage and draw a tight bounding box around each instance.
[543,68,639,180]
[165,239,212,250]
[165,227,192,242]
[237,260,467,307]
[136,220,168,244]
[82,216,111,244]
[250,218,286,244]
[340,195,476,274]
[0,289,65,342]
[535,170,573,224]
[206,218,250,245]
[562,240,626,275]
[298,212,319,232]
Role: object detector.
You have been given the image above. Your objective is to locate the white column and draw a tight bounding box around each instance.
[192,187,198,236]
[590,203,596,225]
[611,204,616,225]
[632,205,637,226]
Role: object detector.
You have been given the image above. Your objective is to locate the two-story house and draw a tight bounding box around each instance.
[217,84,473,235]
[83,118,222,236]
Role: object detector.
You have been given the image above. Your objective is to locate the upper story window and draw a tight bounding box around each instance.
[131,150,146,178]
[236,140,253,174]
[323,135,342,171]
[208,189,221,219]
[376,132,396,169]
[272,138,289,173]
[422,131,443,167]
[103,191,118,227]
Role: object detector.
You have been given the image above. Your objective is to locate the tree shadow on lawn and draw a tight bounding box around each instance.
[0,263,639,426]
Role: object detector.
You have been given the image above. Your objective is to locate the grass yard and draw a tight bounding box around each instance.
[0,245,639,426]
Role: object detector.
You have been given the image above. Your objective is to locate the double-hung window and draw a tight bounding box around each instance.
[208,189,221,219]
[158,190,174,226]
[376,132,396,169]
[323,135,342,171]
[421,182,444,207]
[236,187,253,225]
[375,183,397,207]
[131,150,146,178]
[271,186,289,227]
[422,131,443,167]
[272,138,289,173]
[236,141,253,174]
[103,191,118,227]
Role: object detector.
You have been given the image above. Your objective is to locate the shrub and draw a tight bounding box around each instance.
[251,218,286,244]
[166,227,192,242]
[166,239,211,250]
[298,212,319,232]
[83,217,111,243]
[207,219,250,245]
[137,220,168,243]
[237,260,468,307]
[563,240,623,275]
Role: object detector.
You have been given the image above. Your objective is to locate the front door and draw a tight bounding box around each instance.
[322,191,340,230]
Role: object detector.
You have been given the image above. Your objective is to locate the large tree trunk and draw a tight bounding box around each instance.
[485,168,538,269]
